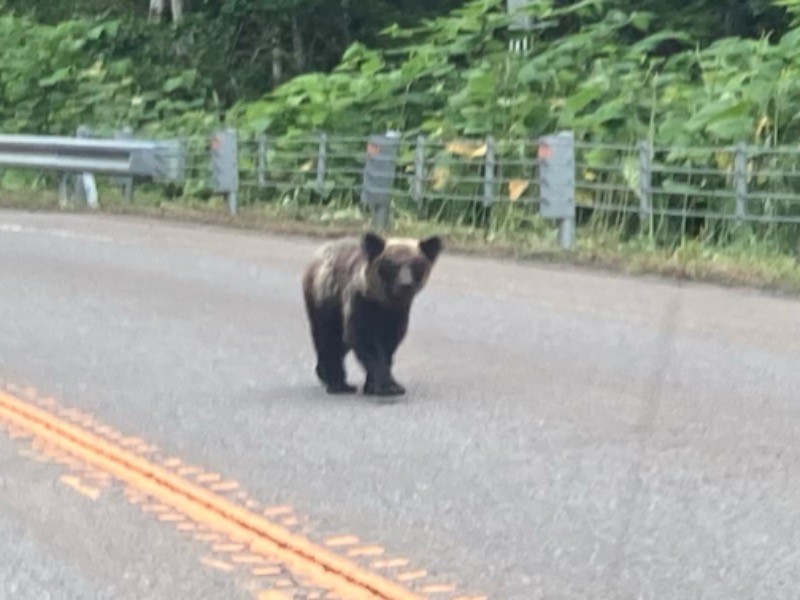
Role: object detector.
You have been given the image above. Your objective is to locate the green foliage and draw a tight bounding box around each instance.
[0,13,212,135]
[223,0,800,254]
[4,0,800,262]
[230,0,800,148]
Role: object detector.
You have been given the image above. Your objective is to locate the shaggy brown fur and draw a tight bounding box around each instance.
[301,231,442,399]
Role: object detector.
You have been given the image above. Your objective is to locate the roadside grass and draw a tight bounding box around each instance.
[1,187,798,298]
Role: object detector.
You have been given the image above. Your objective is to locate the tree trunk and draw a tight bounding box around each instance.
[170,0,183,23]
[149,0,183,23]
[340,0,351,47]
[149,0,165,22]
[269,25,283,85]
[291,15,305,71]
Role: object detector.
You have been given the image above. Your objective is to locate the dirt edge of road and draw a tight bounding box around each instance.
[1,193,798,301]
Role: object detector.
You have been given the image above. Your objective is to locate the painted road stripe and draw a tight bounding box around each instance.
[0,388,429,600]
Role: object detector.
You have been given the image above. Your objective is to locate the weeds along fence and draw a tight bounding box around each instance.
[580,141,800,253]
[5,126,800,253]
[233,132,545,231]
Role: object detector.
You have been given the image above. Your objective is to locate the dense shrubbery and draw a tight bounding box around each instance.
[234,0,800,149]
[4,0,800,256]
[0,13,217,135]
[3,0,800,146]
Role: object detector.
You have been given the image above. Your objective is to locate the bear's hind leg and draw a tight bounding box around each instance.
[307,301,356,395]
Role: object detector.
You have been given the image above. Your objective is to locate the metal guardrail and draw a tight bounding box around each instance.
[0,131,185,207]
[7,125,800,252]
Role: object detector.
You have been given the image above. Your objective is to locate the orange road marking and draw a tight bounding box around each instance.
[60,475,101,500]
[372,559,410,569]
[231,553,265,565]
[213,542,246,553]
[257,592,294,600]
[263,506,293,516]
[8,427,32,440]
[253,566,282,576]
[210,480,239,492]
[325,535,360,547]
[421,584,457,593]
[196,472,222,483]
[158,513,186,522]
[177,466,202,476]
[397,570,427,582]
[0,389,425,600]
[348,546,386,557]
[17,448,51,463]
[200,556,235,572]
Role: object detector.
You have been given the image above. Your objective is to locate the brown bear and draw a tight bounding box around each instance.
[301,231,443,399]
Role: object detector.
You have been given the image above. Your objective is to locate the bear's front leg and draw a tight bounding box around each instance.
[353,341,405,399]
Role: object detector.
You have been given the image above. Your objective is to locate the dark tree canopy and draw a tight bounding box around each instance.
[0,0,798,144]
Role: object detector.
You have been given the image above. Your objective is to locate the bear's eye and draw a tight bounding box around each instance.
[378,261,399,282]
[411,262,427,281]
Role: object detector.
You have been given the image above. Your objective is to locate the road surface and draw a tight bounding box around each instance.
[1,209,799,599]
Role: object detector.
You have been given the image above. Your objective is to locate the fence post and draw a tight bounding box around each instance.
[557,210,576,250]
[58,174,70,208]
[316,132,327,196]
[361,130,402,230]
[638,140,652,224]
[210,128,239,216]
[74,125,99,209]
[413,134,425,203]
[734,142,747,220]
[114,126,135,201]
[538,130,576,250]
[483,136,495,206]
[257,134,267,188]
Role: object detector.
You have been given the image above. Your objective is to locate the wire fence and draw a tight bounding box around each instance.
[574,141,800,236]
[230,131,800,250]
[229,133,545,229]
[5,127,800,252]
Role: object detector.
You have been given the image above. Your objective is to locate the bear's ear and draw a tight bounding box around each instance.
[419,235,442,263]
[362,232,386,262]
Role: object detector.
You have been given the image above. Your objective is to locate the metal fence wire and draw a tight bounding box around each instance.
[5,127,800,251]
[226,132,800,249]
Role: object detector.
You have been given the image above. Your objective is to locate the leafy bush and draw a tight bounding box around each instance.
[0,13,212,135]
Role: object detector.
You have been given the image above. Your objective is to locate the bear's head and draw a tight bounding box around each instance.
[361,232,443,306]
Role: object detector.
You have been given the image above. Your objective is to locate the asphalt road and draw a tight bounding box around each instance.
[1,209,800,599]
[0,433,247,599]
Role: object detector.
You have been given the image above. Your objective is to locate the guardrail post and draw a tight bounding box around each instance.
[316,132,327,196]
[361,130,402,230]
[413,134,425,203]
[57,174,70,208]
[734,142,747,220]
[75,125,99,209]
[538,130,576,250]
[483,135,495,206]
[114,126,135,201]
[638,140,652,224]
[210,128,239,216]
[257,134,267,188]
